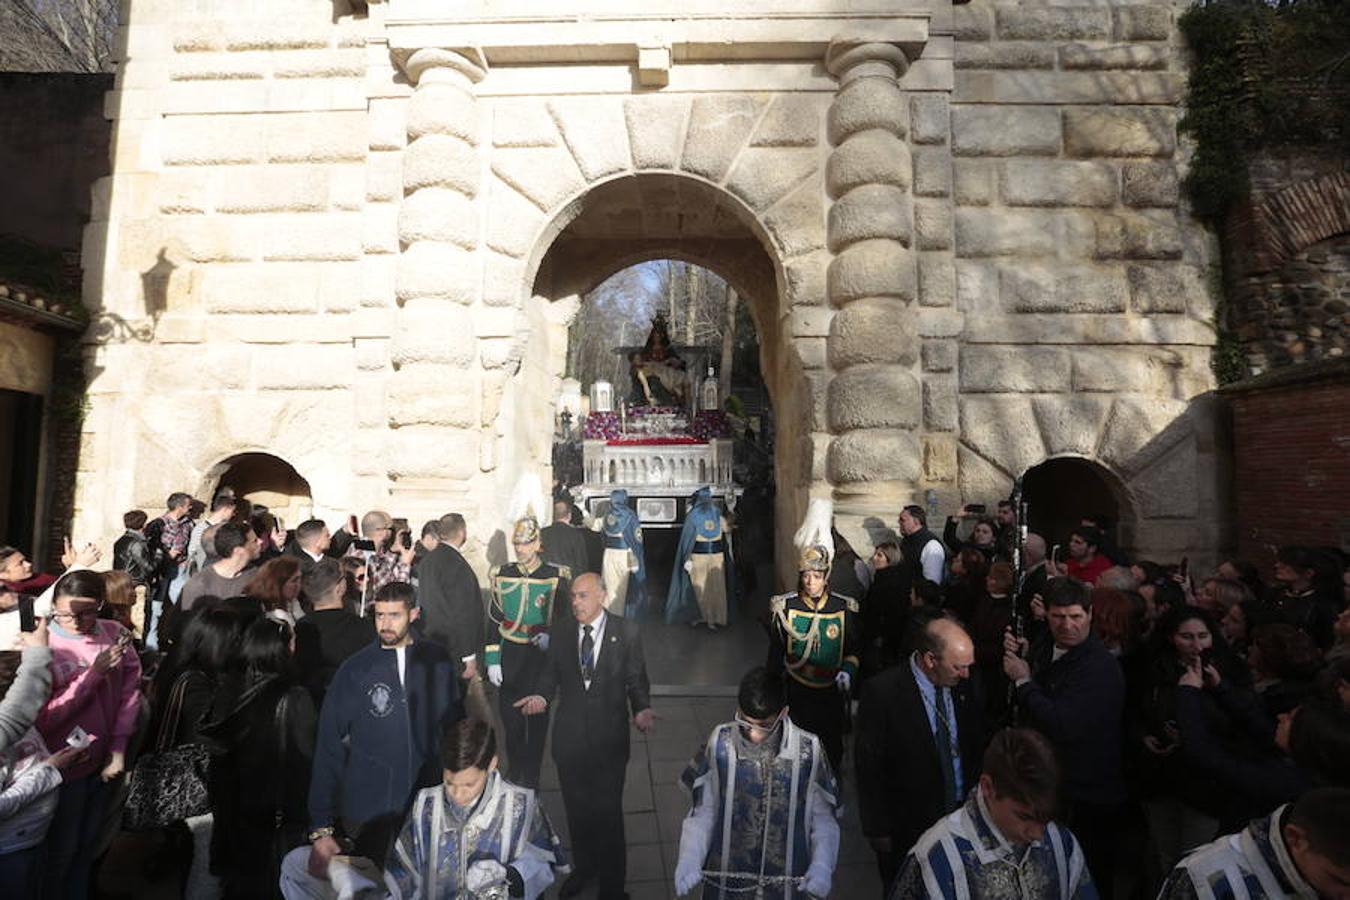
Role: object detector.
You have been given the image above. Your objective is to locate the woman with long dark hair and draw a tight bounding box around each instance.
[145,606,247,896]
[1133,606,1258,877]
[200,617,316,899]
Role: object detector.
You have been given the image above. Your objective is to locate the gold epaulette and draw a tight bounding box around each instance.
[557,564,572,580]
[837,594,859,614]
[769,592,795,617]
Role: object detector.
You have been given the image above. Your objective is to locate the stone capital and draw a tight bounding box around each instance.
[399,47,488,86]
[825,40,909,83]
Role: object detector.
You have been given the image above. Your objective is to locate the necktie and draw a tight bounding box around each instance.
[581,624,595,684]
[934,686,959,811]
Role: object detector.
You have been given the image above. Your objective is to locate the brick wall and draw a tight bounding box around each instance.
[1227,149,1350,375]
[1228,359,1350,573]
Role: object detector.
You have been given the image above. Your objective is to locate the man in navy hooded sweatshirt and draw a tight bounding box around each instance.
[303,580,463,876]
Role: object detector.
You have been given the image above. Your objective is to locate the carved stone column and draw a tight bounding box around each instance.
[386,48,486,483]
[824,41,922,520]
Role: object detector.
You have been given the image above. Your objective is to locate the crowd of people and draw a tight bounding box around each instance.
[0,488,1346,899]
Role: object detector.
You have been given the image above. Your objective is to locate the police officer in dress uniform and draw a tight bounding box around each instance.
[767,543,860,773]
[485,515,572,789]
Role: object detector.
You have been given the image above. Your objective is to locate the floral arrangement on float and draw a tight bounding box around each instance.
[582,406,732,444]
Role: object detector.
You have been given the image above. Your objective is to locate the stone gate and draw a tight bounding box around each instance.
[77,0,1227,575]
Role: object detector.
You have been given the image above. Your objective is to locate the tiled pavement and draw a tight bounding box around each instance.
[536,693,882,900]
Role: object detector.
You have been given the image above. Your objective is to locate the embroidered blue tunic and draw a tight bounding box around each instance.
[890,790,1096,900]
[677,719,840,899]
[384,772,568,900]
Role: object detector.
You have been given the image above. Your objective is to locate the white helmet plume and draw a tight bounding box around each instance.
[793,497,835,560]
[506,472,548,527]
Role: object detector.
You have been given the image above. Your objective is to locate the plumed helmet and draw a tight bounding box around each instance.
[512,516,541,545]
[798,543,832,573]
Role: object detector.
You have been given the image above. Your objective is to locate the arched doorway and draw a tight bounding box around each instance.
[520,174,793,685]
[201,452,314,528]
[1022,456,1134,557]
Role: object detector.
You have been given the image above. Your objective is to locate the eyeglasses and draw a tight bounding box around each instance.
[51,605,101,622]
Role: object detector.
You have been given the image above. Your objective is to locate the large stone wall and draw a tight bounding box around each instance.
[76,0,1227,573]
[944,0,1221,560]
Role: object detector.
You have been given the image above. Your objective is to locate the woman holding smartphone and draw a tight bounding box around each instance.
[1132,606,1255,879]
[34,571,142,900]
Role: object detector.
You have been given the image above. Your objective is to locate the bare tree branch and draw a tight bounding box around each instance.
[3,0,118,73]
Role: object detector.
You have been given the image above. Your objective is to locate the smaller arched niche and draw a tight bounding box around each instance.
[1021,456,1135,554]
[202,453,313,527]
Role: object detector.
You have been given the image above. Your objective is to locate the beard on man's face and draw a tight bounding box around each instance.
[379,625,407,646]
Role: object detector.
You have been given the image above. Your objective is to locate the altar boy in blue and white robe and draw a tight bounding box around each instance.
[384,719,568,899]
[281,719,567,900]
[889,728,1097,900]
[673,666,840,899]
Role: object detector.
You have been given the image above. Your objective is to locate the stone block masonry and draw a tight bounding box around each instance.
[946,0,1222,564]
[70,0,1228,581]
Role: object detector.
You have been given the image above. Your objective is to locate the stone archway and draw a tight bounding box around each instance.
[385,29,932,582]
[519,173,789,578]
[1022,455,1136,553]
[201,452,314,526]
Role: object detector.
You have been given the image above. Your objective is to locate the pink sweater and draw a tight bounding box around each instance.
[36,620,142,780]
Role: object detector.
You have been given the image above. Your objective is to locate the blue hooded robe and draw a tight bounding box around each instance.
[604,489,646,615]
[665,486,723,624]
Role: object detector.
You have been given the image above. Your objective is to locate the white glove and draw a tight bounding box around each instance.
[488,663,503,687]
[683,560,693,573]
[674,856,702,896]
[465,859,509,892]
[327,855,383,900]
[835,670,851,693]
[801,862,832,898]
[532,632,550,653]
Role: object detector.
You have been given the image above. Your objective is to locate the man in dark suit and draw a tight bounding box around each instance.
[541,499,590,579]
[415,514,484,681]
[517,572,653,900]
[855,615,985,895]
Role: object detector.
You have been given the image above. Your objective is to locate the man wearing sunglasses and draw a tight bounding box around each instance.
[673,666,840,899]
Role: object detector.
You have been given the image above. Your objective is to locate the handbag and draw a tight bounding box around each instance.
[123,672,212,831]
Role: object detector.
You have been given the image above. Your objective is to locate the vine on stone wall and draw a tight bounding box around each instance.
[1179,0,1349,383]
[1179,0,1350,224]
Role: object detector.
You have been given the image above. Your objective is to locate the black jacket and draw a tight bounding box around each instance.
[415,544,483,670]
[537,612,651,768]
[1017,635,1127,806]
[113,530,158,586]
[861,566,910,676]
[855,659,985,852]
[201,674,317,896]
[1174,684,1307,826]
[540,523,589,580]
[294,609,376,704]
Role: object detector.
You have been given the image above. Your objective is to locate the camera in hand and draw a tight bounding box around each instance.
[352,538,378,552]
[966,503,986,514]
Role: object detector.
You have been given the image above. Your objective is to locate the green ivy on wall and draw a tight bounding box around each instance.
[1179,0,1350,225]
[1179,0,1349,383]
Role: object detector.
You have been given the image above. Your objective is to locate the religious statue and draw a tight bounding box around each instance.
[628,312,688,406]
